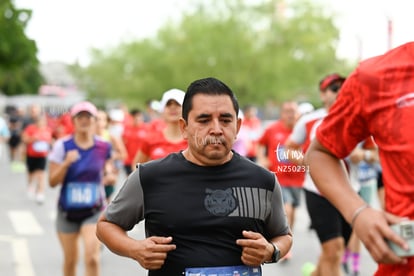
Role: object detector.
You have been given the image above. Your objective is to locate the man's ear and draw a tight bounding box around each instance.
[179,118,188,140]
[236,117,242,134]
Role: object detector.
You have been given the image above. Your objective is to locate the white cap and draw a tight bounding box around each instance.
[298,102,314,115]
[160,89,185,111]
[109,109,124,122]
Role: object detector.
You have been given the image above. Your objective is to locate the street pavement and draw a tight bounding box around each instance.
[0,145,378,276]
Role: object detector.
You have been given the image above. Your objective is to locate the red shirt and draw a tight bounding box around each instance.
[23,124,53,157]
[55,113,73,138]
[123,113,134,127]
[316,42,414,276]
[122,123,149,165]
[147,118,166,133]
[141,130,187,161]
[258,120,304,187]
[362,136,376,149]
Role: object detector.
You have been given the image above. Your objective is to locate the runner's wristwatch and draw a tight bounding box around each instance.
[265,242,281,263]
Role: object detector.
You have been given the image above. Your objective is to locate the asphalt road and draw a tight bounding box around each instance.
[0,144,378,276]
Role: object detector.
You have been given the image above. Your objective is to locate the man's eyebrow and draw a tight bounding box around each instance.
[220,113,233,118]
[195,113,234,119]
[195,113,211,120]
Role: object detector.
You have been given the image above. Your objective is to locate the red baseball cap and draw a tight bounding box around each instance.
[319,73,346,91]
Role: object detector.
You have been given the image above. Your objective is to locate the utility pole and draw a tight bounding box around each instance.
[387,17,393,50]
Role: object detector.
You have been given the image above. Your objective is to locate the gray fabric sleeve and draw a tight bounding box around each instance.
[265,175,290,238]
[104,168,144,231]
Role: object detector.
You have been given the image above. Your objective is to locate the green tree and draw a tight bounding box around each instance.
[0,0,43,95]
[73,0,355,109]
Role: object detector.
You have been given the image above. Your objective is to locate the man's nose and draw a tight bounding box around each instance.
[210,119,223,134]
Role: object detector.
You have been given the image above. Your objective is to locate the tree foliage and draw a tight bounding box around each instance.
[72,0,355,109]
[0,0,43,95]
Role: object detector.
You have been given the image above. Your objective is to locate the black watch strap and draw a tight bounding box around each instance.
[265,242,281,263]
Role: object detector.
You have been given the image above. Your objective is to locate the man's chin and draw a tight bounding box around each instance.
[205,148,229,160]
[205,144,225,152]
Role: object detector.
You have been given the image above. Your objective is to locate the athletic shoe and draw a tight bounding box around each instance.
[27,186,35,200]
[302,262,315,276]
[11,161,26,173]
[35,193,45,204]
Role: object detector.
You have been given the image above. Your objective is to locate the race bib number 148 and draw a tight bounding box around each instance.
[66,182,101,209]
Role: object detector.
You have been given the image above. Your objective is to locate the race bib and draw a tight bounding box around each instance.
[185,265,261,276]
[33,141,49,152]
[65,182,102,210]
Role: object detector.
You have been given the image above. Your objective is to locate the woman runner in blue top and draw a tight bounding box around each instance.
[49,101,112,276]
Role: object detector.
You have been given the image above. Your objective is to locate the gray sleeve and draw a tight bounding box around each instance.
[104,169,144,231]
[265,175,290,238]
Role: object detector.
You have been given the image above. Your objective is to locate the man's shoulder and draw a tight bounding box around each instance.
[234,153,275,176]
[141,152,182,167]
[359,42,414,73]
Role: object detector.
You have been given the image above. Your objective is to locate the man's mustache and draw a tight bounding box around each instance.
[199,136,226,146]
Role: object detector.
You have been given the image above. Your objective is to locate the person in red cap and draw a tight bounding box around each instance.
[48,101,113,276]
[306,42,414,276]
[284,73,348,276]
[318,73,345,93]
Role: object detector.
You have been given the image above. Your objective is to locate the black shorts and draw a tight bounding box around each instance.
[8,134,21,148]
[305,190,352,244]
[26,156,47,172]
[377,171,384,189]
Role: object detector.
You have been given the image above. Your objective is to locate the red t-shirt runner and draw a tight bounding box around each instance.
[23,124,53,157]
[258,120,304,187]
[316,42,414,276]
